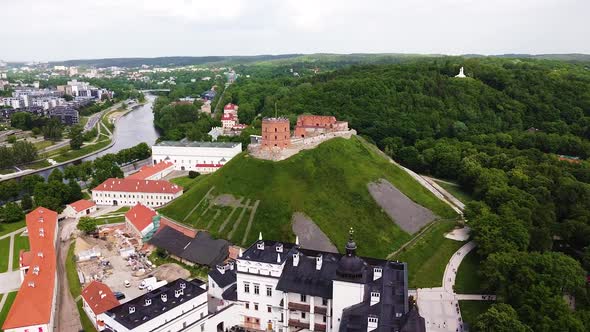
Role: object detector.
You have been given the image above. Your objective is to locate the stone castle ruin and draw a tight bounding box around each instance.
[249,114,356,161]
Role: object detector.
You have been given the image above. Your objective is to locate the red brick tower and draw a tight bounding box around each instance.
[261,118,291,148]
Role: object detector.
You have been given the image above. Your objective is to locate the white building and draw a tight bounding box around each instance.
[63,199,97,219]
[221,113,238,130]
[81,281,120,331]
[151,141,242,173]
[92,178,183,207]
[126,161,175,181]
[99,279,210,332]
[205,233,426,332]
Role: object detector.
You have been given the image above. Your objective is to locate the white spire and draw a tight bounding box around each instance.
[239,248,243,257]
[455,66,466,78]
[277,253,281,263]
[295,236,299,246]
[259,232,263,241]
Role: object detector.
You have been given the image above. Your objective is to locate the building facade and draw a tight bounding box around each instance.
[151,141,242,173]
[92,178,183,207]
[63,199,97,219]
[261,118,291,149]
[294,115,349,138]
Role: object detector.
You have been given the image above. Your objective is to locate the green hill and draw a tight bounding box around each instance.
[159,137,457,258]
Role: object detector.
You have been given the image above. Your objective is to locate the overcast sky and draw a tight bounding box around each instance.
[1,0,588,61]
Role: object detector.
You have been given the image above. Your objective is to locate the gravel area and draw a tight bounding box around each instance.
[214,194,242,207]
[368,179,435,234]
[292,212,338,252]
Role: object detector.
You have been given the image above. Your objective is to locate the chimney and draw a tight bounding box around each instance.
[293,253,299,267]
[370,291,380,306]
[367,315,378,331]
[129,306,136,314]
[373,267,382,281]
[316,255,323,270]
[161,294,167,302]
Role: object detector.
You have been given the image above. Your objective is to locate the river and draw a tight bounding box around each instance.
[31,94,160,180]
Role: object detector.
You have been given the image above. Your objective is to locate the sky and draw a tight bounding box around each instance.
[1,0,588,61]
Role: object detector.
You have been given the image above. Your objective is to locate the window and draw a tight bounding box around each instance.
[244,282,250,293]
[323,315,327,323]
[254,284,260,295]
[267,305,272,313]
[246,303,250,309]
[201,325,204,332]
[301,312,306,319]
[300,294,307,302]
[254,303,259,311]
[266,286,272,297]
[322,298,328,306]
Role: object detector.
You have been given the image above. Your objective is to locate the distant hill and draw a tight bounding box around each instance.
[49,54,303,68]
[159,137,457,258]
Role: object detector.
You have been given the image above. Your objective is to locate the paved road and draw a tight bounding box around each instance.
[55,219,82,332]
[423,176,466,212]
[0,271,21,293]
[6,233,15,273]
[443,241,476,293]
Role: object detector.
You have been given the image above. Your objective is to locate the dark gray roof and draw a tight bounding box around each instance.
[208,266,237,288]
[181,232,229,267]
[104,279,206,330]
[155,140,240,148]
[221,284,237,301]
[149,227,229,267]
[240,240,298,264]
[148,226,192,257]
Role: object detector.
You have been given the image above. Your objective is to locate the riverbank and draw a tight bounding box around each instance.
[0,100,148,182]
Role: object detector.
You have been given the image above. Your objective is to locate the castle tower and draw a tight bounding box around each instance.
[261,118,291,149]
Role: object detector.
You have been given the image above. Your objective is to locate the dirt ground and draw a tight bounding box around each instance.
[368,179,436,234]
[292,212,338,252]
[214,194,242,207]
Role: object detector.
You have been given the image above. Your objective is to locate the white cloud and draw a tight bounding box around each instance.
[0,0,588,61]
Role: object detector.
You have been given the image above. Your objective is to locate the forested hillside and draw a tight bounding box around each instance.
[219,57,590,331]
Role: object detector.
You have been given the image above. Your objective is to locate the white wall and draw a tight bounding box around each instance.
[63,205,97,219]
[331,280,365,332]
[152,144,242,172]
[92,190,182,207]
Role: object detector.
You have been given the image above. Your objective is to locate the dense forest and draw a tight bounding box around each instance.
[216,57,590,331]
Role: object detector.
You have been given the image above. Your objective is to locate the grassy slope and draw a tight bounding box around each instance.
[0,238,10,273]
[11,235,29,270]
[393,220,464,288]
[170,175,209,191]
[434,180,473,204]
[0,221,26,238]
[66,242,82,298]
[0,291,17,331]
[160,137,456,258]
[455,250,486,294]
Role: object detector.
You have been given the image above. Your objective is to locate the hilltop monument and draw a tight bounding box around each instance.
[455,66,466,78]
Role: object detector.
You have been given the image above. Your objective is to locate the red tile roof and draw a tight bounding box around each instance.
[125,203,157,233]
[68,199,96,212]
[127,161,174,180]
[81,281,120,315]
[93,178,183,194]
[3,207,58,330]
[19,250,33,268]
[224,103,237,110]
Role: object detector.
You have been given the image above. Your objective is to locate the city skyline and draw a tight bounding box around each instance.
[1,0,589,61]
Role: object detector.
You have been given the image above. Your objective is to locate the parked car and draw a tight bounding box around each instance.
[113,291,125,300]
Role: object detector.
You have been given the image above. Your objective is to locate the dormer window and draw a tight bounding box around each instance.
[175,289,183,298]
[33,265,40,275]
[161,294,167,302]
[257,241,265,250]
[129,306,135,314]
[145,298,152,306]
[276,243,283,253]
[180,282,186,289]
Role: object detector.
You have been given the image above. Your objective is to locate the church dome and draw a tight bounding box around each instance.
[336,230,365,279]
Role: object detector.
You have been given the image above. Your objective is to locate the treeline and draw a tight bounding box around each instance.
[78,100,114,116]
[222,57,590,330]
[11,112,64,140]
[0,141,37,169]
[153,97,217,141]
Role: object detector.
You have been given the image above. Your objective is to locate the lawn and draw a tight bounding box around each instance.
[459,300,493,327]
[170,175,208,191]
[0,238,10,273]
[0,291,17,329]
[393,220,465,288]
[160,137,457,259]
[33,140,54,150]
[11,234,30,270]
[0,220,26,238]
[455,250,486,294]
[0,169,15,175]
[149,251,209,281]
[96,216,125,225]
[65,242,82,298]
[434,180,473,204]
[52,140,111,163]
[22,159,52,170]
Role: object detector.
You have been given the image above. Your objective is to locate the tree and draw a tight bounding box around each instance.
[474,304,531,332]
[66,180,83,203]
[11,141,37,164]
[188,171,200,178]
[77,217,97,234]
[63,94,74,101]
[0,202,24,223]
[48,168,64,183]
[471,213,530,256]
[21,194,33,211]
[42,117,63,140]
[69,125,84,150]
[10,112,33,130]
